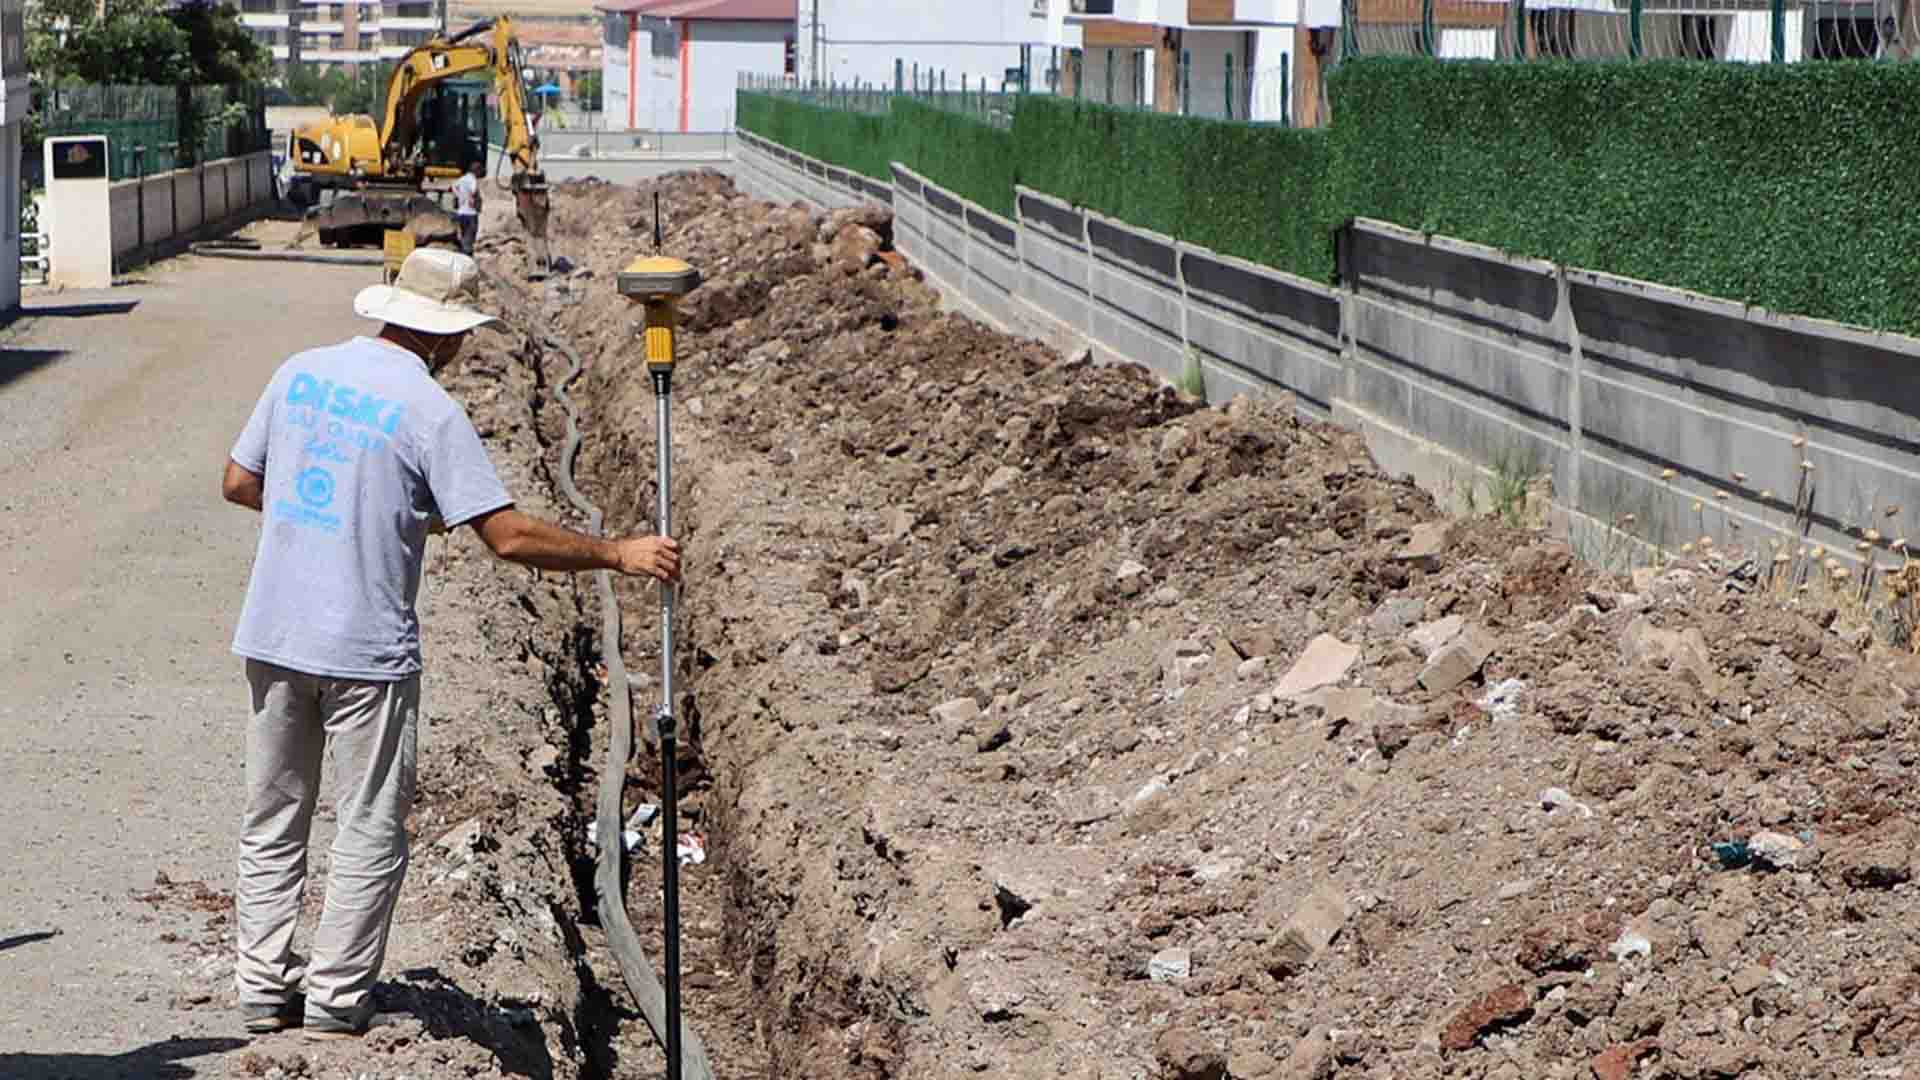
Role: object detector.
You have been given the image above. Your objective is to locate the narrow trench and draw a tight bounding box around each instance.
[511,325,765,1079]
[517,333,626,1080]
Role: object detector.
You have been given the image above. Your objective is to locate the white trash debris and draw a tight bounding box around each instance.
[1608,929,1652,963]
[1148,947,1192,982]
[1477,678,1527,719]
[677,832,707,866]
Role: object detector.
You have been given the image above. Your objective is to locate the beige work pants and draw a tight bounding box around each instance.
[235,659,418,1019]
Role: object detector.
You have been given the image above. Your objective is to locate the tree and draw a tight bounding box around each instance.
[276,61,388,117]
[576,71,602,112]
[30,0,268,86]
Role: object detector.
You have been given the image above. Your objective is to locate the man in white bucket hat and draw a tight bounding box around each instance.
[219,247,680,1040]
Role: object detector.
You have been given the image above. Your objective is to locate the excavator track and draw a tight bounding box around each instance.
[303,190,458,249]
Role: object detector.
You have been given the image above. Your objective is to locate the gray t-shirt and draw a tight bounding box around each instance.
[229,336,512,680]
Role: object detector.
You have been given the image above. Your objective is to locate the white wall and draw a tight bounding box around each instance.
[636,21,677,130]
[795,0,1076,90]
[602,12,632,129]
[688,20,787,131]
[1248,26,1293,123]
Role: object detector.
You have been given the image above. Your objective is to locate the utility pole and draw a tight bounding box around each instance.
[808,0,820,88]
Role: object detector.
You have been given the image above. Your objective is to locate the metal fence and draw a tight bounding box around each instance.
[1343,0,1906,62]
[739,72,1021,129]
[32,82,271,184]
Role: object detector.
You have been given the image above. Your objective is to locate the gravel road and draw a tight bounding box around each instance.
[0,255,376,1076]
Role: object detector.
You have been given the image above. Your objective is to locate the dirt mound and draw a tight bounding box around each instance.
[480,172,1920,1080]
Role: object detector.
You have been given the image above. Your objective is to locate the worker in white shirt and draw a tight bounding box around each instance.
[451,160,482,255]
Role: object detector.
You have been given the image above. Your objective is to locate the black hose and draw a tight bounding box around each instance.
[187,242,383,267]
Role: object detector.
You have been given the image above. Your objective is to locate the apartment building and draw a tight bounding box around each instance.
[236,0,444,65]
[1064,0,1341,125]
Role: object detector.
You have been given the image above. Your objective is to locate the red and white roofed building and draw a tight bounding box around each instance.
[596,0,795,132]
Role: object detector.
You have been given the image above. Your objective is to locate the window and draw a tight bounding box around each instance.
[784,36,796,75]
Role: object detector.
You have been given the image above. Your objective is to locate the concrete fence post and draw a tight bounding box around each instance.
[1334,221,1359,413]
[1556,265,1587,514]
[1013,190,1028,316]
[133,146,146,259]
[960,192,974,305]
[1081,206,1096,347]
[1175,239,1192,364]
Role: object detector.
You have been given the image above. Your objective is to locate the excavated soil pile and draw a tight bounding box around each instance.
[484,171,1920,1080]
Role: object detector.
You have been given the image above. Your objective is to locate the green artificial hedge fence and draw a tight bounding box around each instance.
[1012,96,1335,282]
[744,60,1920,334]
[1327,57,1920,335]
[888,98,1017,217]
[735,92,891,181]
[736,93,1015,216]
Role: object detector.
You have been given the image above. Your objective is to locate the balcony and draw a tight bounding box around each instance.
[240,12,290,27]
[1068,0,1173,19]
[381,15,439,29]
[1070,0,1308,22]
[300,47,389,62]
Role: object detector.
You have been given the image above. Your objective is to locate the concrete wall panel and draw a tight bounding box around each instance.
[1571,270,1920,561]
[109,183,140,257]
[1183,247,1342,415]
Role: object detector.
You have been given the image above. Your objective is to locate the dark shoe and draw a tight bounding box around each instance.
[241,996,305,1034]
[302,1000,378,1041]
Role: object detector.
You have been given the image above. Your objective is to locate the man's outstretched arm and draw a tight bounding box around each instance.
[470,507,680,580]
[223,460,264,512]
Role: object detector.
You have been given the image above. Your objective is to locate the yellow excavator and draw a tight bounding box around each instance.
[287,16,550,273]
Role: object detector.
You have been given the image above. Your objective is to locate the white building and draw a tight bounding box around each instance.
[238,0,442,65]
[1065,0,1342,126]
[599,0,794,132]
[795,0,1082,92]
[599,0,1083,131]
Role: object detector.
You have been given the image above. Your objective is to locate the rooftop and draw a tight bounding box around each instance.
[593,0,794,19]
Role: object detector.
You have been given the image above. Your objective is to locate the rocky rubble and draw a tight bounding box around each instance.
[485,171,1920,1080]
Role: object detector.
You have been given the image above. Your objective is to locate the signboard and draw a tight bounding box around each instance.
[50,137,107,181]
[43,136,113,290]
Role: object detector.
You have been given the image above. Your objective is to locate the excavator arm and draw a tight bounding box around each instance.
[377,17,542,186]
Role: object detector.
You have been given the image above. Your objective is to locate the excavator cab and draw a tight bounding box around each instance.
[413,79,491,176]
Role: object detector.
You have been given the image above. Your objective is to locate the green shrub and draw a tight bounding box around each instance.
[1326,57,1920,334]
